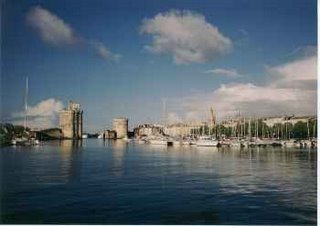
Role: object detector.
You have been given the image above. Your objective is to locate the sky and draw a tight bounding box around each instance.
[1,0,317,132]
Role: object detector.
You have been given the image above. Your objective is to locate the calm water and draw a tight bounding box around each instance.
[0,139,317,224]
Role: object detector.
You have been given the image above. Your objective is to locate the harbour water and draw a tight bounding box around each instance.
[0,139,317,224]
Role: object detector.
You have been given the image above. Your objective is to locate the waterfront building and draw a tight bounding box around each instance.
[104,130,117,139]
[59,101,83,139]
[133,122,204,138]
[220,115,316,129]
[133,124,164,138]
[113,118,128,139]
[262,115,316,127]
[164,122,203,137]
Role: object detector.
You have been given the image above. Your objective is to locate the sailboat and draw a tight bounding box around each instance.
[196,120,218,147]
[149,138,168,145]
[196,135,219,147]
[12,77,40,146]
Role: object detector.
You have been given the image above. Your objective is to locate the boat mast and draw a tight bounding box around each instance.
[256,118,258,139]
[24,77,29,131]
[162,98,167,127]
[307,118,310,140]
[243,117,246,137]
[208,110,211,137]
[248,117,251,140]
[285,116,288,140]
[313,119,316,139]
[262,119,264,139]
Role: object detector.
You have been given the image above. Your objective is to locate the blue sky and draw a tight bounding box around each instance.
[1,0,317,132]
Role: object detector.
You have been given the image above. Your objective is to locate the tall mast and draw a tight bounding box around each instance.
[248,117,251,140]
[256,118,258,139]
[243,117,246,137]
[161,98,167,126]
[24,77,29,131]
[307,118,310,140]
[313,119,316,138]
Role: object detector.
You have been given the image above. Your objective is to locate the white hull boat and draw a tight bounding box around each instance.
[172,140,181,146]
[149,139,168,145]
[181,140,191,145]
[196,136,219,147]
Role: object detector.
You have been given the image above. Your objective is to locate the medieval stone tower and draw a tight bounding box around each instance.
[59,101,83,139]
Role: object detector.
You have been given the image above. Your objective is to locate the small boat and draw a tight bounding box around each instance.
[149,138,168,145]
[123,136,133,142]
[136,139,146,144]
[181,140,191,145]
[30,137,40,145]
[302,140,312,148]
[189,140,197,145]
[230,141,242,148]
[282,139,297,148]
[172,140,182,146]
[12,137,28,145]
[196,136,219,147]
[12,78,40,146]
[11,139,17,145]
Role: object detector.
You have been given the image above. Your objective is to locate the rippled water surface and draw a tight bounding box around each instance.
[0,139,317,224]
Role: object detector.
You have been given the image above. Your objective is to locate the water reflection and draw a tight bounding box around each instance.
[1,141,316,224]
[25,140,84,185]
[109,140,128,176]
[59,140,83,183]
[203,148,317,216]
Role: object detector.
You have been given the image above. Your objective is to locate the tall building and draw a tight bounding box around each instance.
[113,118,128,139]
[59,101,83,139]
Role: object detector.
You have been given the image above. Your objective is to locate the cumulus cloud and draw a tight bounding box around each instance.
[26,6,80,46]
[167,53,317,122]
[267,55,317,90]
[204,68,243,78]
[26,6,119,61]
[209,83,314,117]
[11,98,64,129]
[90,41,122,61]
[140,10,232,64]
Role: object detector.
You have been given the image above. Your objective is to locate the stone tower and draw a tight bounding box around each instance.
[112,118,128,139]
[59,101,83,139]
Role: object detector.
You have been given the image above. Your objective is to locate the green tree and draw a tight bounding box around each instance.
[309,119,317,138]
[292,121,308,139]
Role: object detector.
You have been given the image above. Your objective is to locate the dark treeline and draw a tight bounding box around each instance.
[0,123,62,146]
[0,123,26,146]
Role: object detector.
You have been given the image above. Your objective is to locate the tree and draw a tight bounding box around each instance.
[292,121,308,139]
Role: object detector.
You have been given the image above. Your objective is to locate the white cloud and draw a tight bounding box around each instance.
[210,83,314,117]
[204,68,243,78]
[26,6,119,61]
[267,55,317,90]
[12,98,64,129]
[26,6,79,46]
[90,41,122,61]
[140,10,232,64]
[166,53,317,122]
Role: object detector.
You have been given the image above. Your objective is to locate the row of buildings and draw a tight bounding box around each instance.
[58,101,316,140]
[133,115,316,138]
